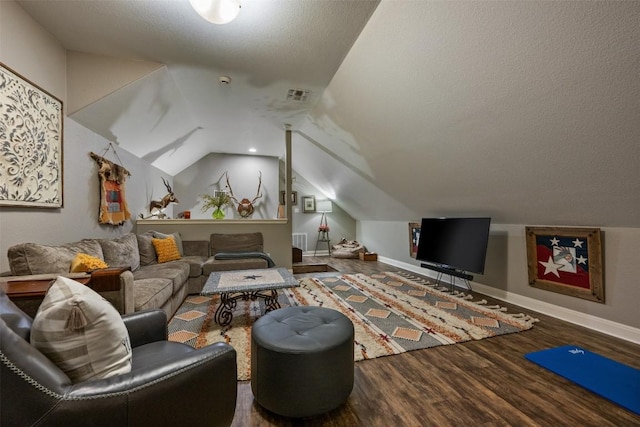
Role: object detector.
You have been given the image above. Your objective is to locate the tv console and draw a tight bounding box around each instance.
[420,263,473,291]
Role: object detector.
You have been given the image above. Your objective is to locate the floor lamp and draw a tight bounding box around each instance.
[315,200,333,255]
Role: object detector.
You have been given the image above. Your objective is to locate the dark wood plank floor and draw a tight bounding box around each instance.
[230,256,640,426]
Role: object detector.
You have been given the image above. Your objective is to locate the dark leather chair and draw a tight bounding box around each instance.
[0,290,237,426]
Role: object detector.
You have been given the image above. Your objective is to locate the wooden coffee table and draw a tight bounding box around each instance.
[201,267,299,326]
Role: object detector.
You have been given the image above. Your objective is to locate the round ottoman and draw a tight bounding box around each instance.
[251,306,354,418]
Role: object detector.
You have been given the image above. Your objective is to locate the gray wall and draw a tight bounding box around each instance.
[358,220,640,331]
[173,153,279,220]
[1,118,170,273]
[290,172,357,254]
[0,1,170,273]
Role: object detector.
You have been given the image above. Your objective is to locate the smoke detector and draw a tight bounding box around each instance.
[219,76,231,84]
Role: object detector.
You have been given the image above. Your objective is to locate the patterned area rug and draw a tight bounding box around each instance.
[168,271,538,381]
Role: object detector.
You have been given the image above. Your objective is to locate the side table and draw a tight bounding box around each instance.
[292,247,303,263]
[0,267,130,317]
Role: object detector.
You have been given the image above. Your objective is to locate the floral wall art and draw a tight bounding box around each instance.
[0,63,63,208]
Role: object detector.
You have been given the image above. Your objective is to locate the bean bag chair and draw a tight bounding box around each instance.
[331,239,366,259]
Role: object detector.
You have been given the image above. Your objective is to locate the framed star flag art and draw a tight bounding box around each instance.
[408,222,420,258]
[525,226,604,303]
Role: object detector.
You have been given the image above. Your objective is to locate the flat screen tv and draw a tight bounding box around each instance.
[416,217,491,275]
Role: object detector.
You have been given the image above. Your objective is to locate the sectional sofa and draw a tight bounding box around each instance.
[3,231,271,319]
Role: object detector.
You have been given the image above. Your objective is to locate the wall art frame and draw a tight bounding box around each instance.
[280,190,298,206]
[408,222,421,258]
[302,195,316,213]
[0,62,63,208]
[525,226,604,303]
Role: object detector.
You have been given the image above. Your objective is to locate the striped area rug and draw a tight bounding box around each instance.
[168,272,538,381]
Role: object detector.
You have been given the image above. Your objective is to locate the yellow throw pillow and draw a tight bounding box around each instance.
[70,253,108,272]
[152,237,181,263]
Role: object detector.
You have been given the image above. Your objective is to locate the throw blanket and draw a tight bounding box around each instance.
[214,252,275,268]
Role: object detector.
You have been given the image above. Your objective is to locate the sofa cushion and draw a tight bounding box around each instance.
[210,232,263,255]
[180,255,208,277]
[202,257,268,275]
[30,276,132,383]
[152,237,181,263]
[98,233,140,271]
[182,240,209,257]
[133,278,174,312]
[137,232,157,266]
[7,240,104,275]
[215,252,275,268]
[70,253,109,272]
[134,262,189,294]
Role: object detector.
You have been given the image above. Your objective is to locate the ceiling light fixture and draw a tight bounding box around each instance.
[189,0,241,25]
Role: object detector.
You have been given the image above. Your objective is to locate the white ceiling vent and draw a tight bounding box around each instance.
[286,89,311,102]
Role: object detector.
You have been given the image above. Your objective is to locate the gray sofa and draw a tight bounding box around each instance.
[4,231,273,320]
[136,231,271,296]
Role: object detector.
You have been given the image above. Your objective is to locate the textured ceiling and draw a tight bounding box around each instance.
[294,1,640,226]
[18,0,380,174]
[16,0,640,226]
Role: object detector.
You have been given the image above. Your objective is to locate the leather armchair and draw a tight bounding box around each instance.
[0,290,237,426]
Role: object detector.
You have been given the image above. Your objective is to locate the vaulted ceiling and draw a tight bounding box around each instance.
[17,0,640,226]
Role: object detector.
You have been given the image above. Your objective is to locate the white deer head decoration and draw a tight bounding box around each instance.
[225,171,262,218]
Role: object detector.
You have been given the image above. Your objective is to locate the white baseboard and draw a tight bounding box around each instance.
[378,256,640,345]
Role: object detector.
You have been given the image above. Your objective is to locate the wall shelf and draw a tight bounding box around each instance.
[136,219,288,226]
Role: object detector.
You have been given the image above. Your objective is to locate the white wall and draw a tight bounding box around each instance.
[66,51,163,114]
[0,1,169,273]
[292,201,356,254]
[290,172,357,254]
[358,220,640,334]
[0,0,66,103]
[0,118,170,273]
[173,153,279,220]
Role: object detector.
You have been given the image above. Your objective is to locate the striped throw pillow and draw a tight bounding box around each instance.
[30,276,132,383]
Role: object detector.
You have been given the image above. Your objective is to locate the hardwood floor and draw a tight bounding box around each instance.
[230,256,640,426]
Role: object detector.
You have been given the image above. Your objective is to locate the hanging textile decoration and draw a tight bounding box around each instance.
[90,145,131,226]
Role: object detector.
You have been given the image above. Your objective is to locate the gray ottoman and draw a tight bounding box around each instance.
[251,306,354,418]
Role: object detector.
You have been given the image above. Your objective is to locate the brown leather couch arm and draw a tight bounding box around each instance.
[90,269,135,315]
[88,267,131,292]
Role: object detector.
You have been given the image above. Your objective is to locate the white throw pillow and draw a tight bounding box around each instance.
[30,276,132,383]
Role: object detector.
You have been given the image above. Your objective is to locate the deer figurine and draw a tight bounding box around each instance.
[225,171,262,218]
[149,177,179,217]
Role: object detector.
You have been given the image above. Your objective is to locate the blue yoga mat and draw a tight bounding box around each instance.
[525,345,640,415]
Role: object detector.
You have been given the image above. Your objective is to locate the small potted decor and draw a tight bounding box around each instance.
[200,192,230,219]
[318,224,330,240]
